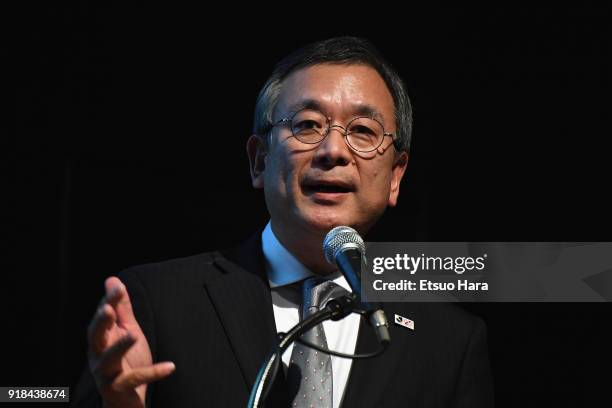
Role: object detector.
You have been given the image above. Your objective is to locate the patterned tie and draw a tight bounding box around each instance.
[287,277,350,408]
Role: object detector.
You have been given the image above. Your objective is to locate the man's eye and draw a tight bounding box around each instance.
[350,125,376,135]
[294,120,322,130]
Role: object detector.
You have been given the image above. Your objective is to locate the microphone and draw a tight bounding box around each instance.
[323,226,390,345]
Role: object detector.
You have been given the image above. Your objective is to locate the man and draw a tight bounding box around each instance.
[73,37,494,407]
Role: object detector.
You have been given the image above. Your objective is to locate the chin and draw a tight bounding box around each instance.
[298,207,355,235]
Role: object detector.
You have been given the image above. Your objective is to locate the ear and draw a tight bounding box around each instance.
[246,134,267,189]
[387,151,409,207]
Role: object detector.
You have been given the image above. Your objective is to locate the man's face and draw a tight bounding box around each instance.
[248,64,408,237]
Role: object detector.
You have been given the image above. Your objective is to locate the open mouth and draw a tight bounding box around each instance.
[302,181,354,195]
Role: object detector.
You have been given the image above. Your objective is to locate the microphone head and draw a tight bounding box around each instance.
[323,226,366,266]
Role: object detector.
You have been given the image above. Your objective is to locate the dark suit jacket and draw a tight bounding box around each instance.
[73,233,494,407]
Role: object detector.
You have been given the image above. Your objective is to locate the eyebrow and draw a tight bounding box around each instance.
[284,99,387,126]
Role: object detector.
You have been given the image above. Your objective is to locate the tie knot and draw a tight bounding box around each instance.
[301,276,349,317]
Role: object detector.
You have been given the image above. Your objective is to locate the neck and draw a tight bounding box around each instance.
[270,221,337,275]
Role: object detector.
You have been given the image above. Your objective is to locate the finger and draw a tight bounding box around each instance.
[94,333,136,379]
[105,277,138,326]
[104,277,124,306]
[87,303,116,355]
[112,362,176,391]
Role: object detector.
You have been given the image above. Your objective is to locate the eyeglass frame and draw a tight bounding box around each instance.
[265,108,399,153]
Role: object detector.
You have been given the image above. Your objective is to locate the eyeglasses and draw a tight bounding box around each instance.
[268,108,396,153]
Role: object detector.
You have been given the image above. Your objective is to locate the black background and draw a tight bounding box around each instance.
[10,4,611,407]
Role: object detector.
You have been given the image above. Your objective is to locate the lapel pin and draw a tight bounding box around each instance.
[394,314,414,331]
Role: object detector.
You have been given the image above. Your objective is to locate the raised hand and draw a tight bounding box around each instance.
[87,277,175,408]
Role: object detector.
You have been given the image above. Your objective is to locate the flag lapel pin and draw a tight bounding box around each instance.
[394,314,415,331]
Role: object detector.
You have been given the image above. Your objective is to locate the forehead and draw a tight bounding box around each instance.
[276,64,395,125]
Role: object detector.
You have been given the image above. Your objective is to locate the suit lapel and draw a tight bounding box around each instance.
[341,306,418,407]
[204,233,280,392]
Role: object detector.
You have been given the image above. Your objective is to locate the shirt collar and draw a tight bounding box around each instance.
[261,221,351,292]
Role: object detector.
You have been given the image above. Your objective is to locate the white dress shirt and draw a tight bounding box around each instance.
[262,222,360,408]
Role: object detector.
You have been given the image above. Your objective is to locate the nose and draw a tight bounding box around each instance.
[312,125,353,169]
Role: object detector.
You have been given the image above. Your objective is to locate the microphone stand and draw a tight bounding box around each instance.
[247,294,389,408]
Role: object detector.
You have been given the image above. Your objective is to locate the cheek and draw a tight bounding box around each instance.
[263,149,301,198]
[358,166,392,207]
[263,157,284,196]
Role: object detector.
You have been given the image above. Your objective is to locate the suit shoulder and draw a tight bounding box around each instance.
[117,250,222,285]
[423,302,483,326]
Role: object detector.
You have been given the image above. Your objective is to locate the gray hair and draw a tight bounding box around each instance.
[253,36,413,153]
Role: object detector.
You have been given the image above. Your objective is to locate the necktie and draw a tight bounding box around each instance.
[287,277,349,408]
